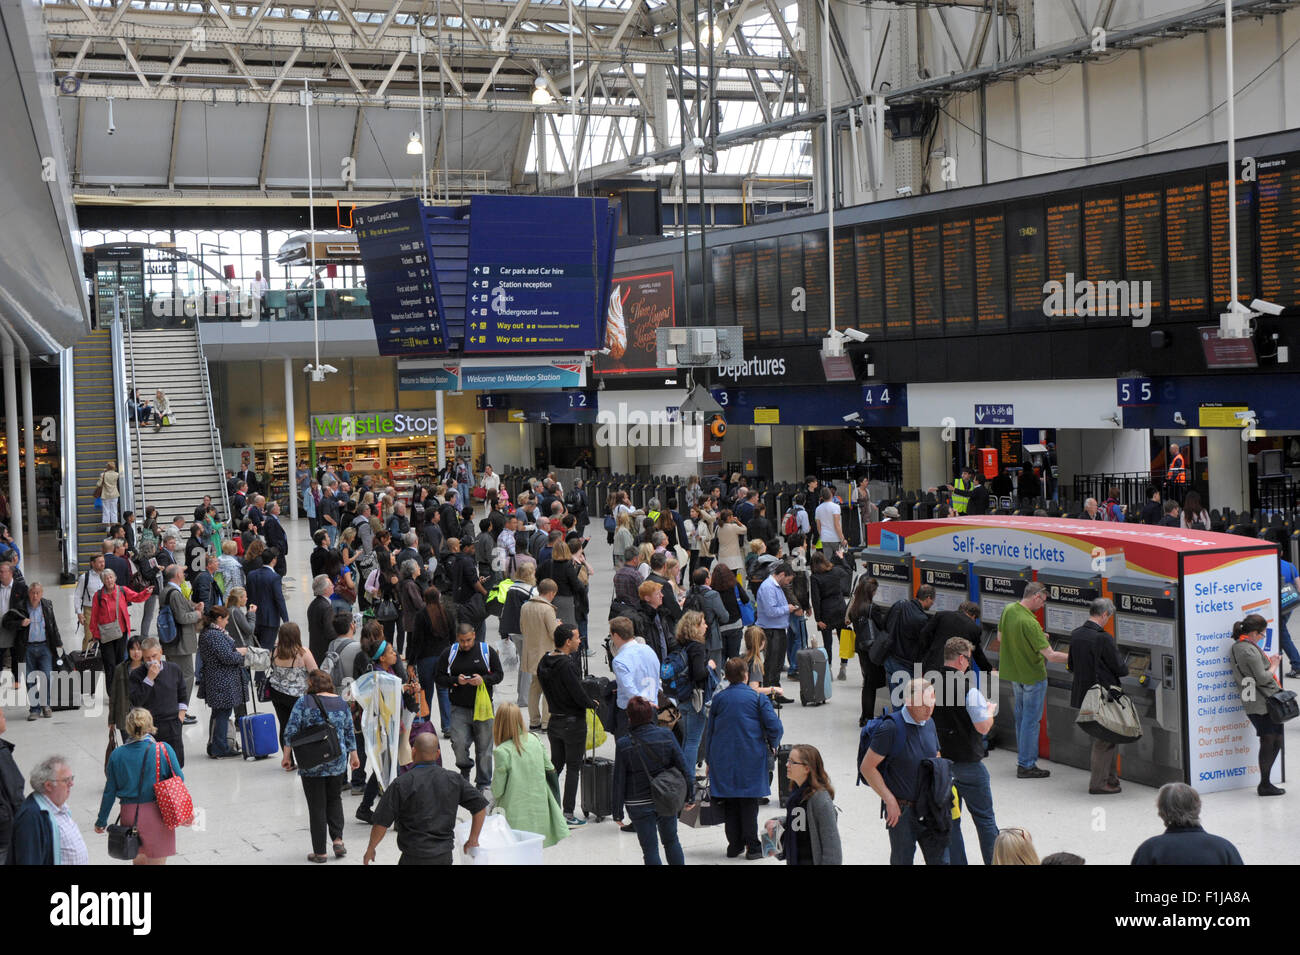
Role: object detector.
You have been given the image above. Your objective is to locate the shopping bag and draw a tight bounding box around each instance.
[473,681,494,721]
[585,708,607,750]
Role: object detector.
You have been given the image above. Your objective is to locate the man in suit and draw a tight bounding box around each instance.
[306,574,336,663]
[309,529,331,579]
[231,482,248,521]
[246,559,289,652]
[262,501,289,574]
[103,539,133,587]
[160,564,203,725]
[236,466,259,495]
[1067,597,1128,795]
[245,495,266,534]
[0,561,28,687]
[130,635,192,764]
[225,469,239,497]
[194,554,224,609]
[184,523,207,584]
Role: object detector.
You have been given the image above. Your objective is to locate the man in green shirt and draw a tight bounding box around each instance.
[997,582,1067,778]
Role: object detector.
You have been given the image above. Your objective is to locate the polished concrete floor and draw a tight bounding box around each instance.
[4,518,1294,865]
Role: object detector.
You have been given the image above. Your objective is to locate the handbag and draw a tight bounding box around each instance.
[374,598,399,624]
[1075,684,1143,743]
[736,585,756,627]
[153,742,195,828]
[1266,688,1299,723]
[678,781,725,828]
[288,694,344,770]
[631,733,688,816]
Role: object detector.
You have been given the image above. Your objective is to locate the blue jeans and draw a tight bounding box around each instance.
[627,803,685,865]
[449,705,494,787]
[785,622,805,675]
[325,524,339,548]
[887,804,950,865]
[209,706,233,755]
[1280,621,1300,672]
[680,704,707,776]
[1011,680,1048,769]
[25,643,52,714]
[948,760,999,865]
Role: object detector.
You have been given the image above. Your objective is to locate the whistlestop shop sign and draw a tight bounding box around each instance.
[311,411,438,440]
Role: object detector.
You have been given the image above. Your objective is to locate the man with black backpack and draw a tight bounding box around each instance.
[858,678,949,865]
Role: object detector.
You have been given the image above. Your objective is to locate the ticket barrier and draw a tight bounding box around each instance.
[972,561,1033,743]
[1038,569,1105,774]
[1104,577,1183,787]
[914,557,970,615]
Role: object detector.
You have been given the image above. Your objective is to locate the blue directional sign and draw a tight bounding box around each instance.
[974,403,1014,425]
[463,195,619,354]
[353,198,451,356]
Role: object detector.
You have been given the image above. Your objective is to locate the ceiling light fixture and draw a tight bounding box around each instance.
[406,131,423,155]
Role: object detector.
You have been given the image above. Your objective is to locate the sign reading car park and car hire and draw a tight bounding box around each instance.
[311,411,439,440]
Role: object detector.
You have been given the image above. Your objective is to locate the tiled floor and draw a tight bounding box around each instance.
[4,519,1294,865]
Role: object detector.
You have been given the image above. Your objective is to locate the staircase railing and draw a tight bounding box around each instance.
[121,296,148,519]
[58,346,78,580]
[109,296,135,517]
[194,326,232,524]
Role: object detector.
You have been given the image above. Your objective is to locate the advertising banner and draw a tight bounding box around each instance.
[1182,549,1281,794]
[595,270,675,375]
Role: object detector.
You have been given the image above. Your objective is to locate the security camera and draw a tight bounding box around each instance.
[843,411,863,423]
[896,186,913,196]
[1173,411,1187,426]
[843,327,869,343]
[1234,410,1256,421]
[1251,299,1285,317]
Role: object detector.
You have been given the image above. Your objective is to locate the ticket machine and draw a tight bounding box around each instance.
[972,561,1033,741]
[859,548,913,610]
[1038,569,1104,773]
[1106,577,1184,787]
[914,557,970,615]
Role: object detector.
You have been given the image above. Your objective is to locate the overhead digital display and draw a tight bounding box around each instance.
[882,227,912,337]
[911,221,942,337]
[802,232,829,338]
[855,226,884,338]
[354,197,451,355]
[1258,155,1300,306]
[941,218,974,336]
[1164,178,1207,315]
[463,195,617,353]
[1209,175,1255,310]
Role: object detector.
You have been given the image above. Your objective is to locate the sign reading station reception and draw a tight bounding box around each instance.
[866,516,1280,793]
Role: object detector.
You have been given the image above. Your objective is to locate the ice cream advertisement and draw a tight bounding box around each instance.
[595,269,675,375]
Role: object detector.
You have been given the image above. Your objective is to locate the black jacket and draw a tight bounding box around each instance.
[647,573,681,626]
[885,598,931,665]
[184,535,206,583]
[408,605,455,664]
[613,724,693,816]
[309,545,331,580]
[1068,620,1129,708]
[931,666,983,764]
[810,567,850,630]
[1131,826,1244,865]
[306,595,336,663]
[965,484,990,516]
[14,598,62,662]
[129,660,188,720]
[912,757,954,834]
[0,737,23,865]
[263,515,289,560]
[920,611,988,674]
[536,651,598,719]
[433,640,503,709]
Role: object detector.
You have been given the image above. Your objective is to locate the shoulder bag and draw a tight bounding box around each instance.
[1075,640,1141,742]
[153,742,194,828]
[289,694,344,770]
[630,732,688,816]
[1227,640,1297,722]
[95,590,125,643]
[106,746,151,859]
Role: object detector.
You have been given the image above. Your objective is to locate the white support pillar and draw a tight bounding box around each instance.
[1206,430,1249,515]
[20,350,37,553]
[918,427,949,493]
[435,390,447,470]
[285,358,298,521]
[1,332,22,557]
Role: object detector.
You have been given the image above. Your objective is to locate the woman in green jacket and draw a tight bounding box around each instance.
[1228,613,1287,797]
[490,702,569,847]
[107,636,145,746]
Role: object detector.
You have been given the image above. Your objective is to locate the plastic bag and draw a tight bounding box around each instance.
[585,708,606,750]
[473,681,494,722]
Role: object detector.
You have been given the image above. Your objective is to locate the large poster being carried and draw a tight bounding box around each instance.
[595,270,675,376]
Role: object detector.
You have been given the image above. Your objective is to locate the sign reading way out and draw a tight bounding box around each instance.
[311,411,438,441]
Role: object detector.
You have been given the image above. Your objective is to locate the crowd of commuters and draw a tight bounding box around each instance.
[0,462,1274,867]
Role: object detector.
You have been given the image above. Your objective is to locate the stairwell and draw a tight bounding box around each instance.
[122,327,229,528]
[71,328,119,570]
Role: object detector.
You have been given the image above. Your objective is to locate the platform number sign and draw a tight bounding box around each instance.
[568,393,589,408]
[1117,377,1154,406]
[862,385,894,408]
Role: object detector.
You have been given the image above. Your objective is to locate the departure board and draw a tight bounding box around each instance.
[733,242,757,344]
[854,226,884,338]
[942,218,975,335]
[911,221,943,337]
[882,227,913,337]
[755,238,780,343]
[1258,155,1300,305]
[833,230,856,333]
[711,247,735,326]
[1123,184,1164,314]
[1209,175,1255,309]
[779,234,804,340]
[1164,178,1208,314]
[802,231,829,342]
[973,212,1008,330]
[1045,198,1082,324]
[1006,201,1046,326]
[1083,191,1122,325]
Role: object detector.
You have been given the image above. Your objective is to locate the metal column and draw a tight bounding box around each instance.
[58,347,77,578]
[435,390,447,470]
[20,349,37,552]
[285,358,299,520]
[1,331,22,556]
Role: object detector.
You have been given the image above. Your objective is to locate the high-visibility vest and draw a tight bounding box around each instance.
[951,478,974,514]
[1169,453,1187,483]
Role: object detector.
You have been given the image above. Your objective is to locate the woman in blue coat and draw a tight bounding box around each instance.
[705,657,783,860]
[197,606,248,758]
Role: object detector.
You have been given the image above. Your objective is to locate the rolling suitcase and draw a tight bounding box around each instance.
[238,674,279,760]
[580,756,614,821]
[775,743,794,802]
[797,646,831,706]
[48,652,82,712]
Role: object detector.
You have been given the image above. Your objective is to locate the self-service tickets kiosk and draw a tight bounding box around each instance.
[860,549,913,609]
[972,561,1033,741]
[914,557,970,614]
[1038,569,1104,774]
[1106,576,1184,787]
